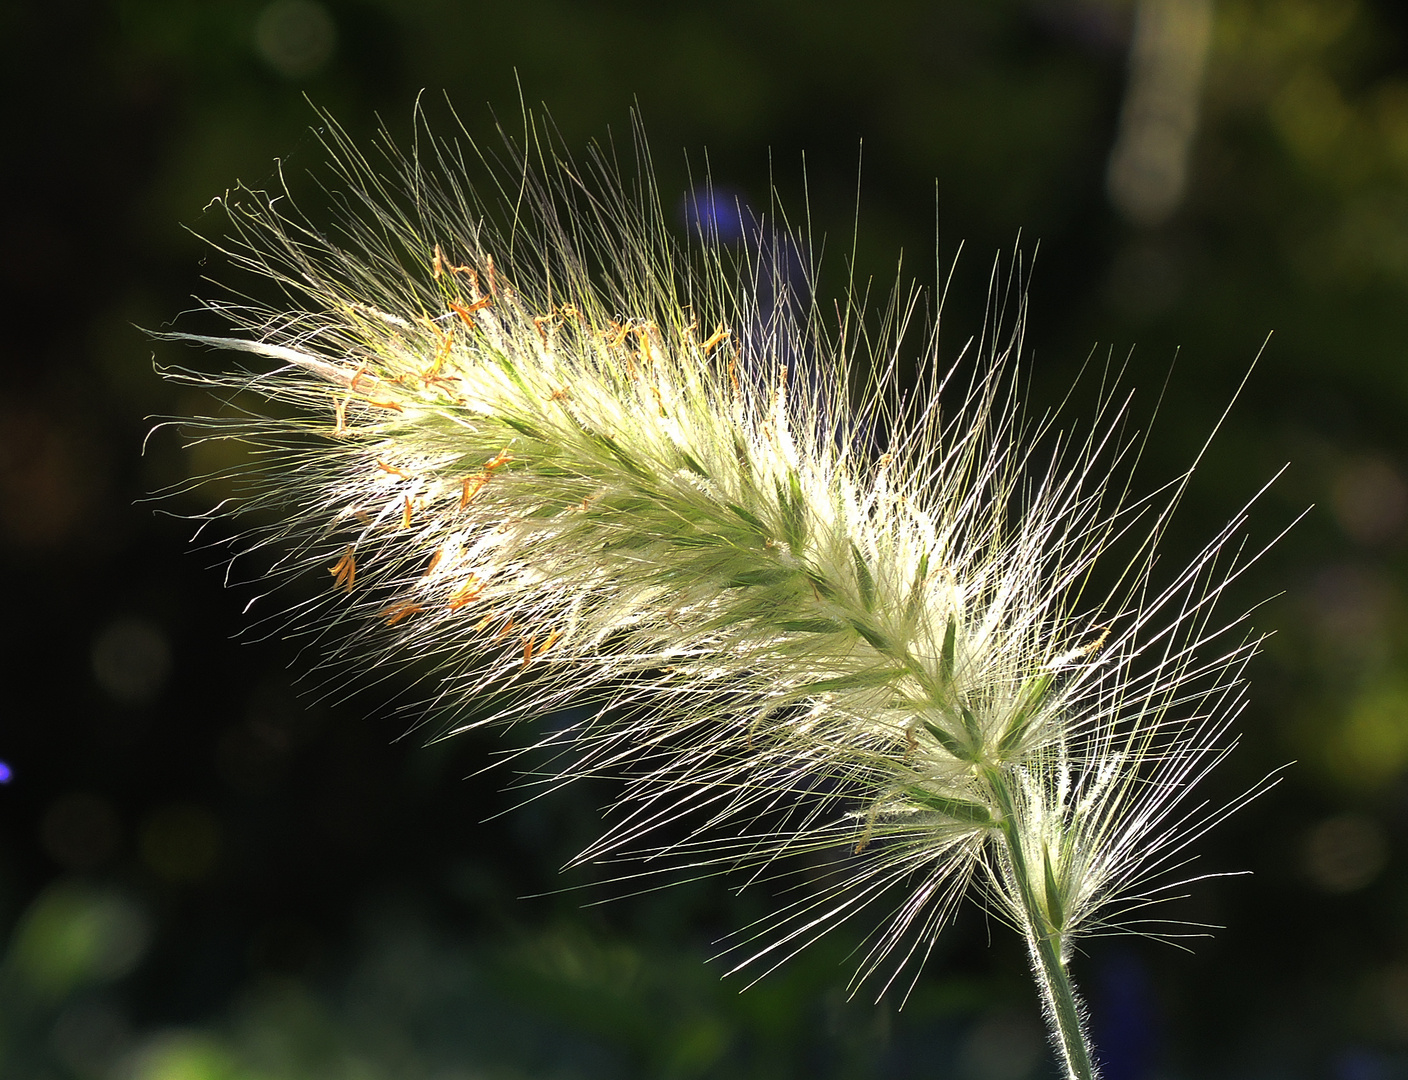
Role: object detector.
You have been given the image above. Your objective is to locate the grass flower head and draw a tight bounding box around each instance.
[157,105,1275,1080]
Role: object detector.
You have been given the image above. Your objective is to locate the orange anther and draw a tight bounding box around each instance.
[522,636,535,668]
[1082,626,1111,656]
[366,399,405,412]
[448,575,484,610]
[422,324,455,383]
[381,602,424,626]
[633,323,658,366]
[402,496,414,529]
[701,324,731,355]
[483,448,514,471]
[603,320,630,348]
[328,546,356,592]
[452,265,481,303]
[335,365,370,429]
[536,629,560,656]
[460,473,489,508]
[423,548,445,577]
[448,298,492,328]
[376,460,410,479]
[434,244,479,282]
[533,314,557,346]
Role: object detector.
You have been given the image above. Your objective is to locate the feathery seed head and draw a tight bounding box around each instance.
[156,105,1269,1054]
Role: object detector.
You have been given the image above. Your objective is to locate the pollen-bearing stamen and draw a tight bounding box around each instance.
[155,104,1278,1080]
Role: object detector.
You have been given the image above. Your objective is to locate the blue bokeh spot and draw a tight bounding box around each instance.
[680,186,750,242]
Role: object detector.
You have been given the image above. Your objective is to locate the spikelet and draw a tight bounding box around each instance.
[155,105,1276,1080]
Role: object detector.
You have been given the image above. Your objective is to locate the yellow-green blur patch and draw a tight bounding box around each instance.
[1320,680,1408,788]
[124,1031,241,1080]
[4,882,151,1002]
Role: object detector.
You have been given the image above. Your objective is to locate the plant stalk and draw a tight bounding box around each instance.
[1022,904,1098,1080]
[984,766,1099,1080]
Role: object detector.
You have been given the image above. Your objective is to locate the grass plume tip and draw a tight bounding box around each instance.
[153,104,1280,1080]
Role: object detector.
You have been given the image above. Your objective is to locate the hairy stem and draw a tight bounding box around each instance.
[985,766,1099,1080]
[1025,918,1098,1080]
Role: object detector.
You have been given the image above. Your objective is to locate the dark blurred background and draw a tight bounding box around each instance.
[2,0,1406,1077]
